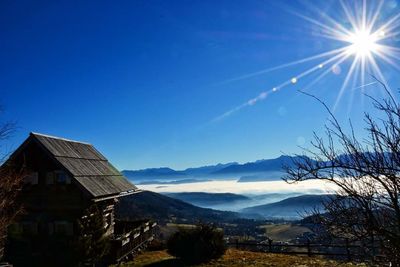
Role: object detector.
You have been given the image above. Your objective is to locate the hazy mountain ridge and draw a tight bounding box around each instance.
[241,194,335,219]
[214,155,308,174]
[122,155,310,181]
[138,178,212,185]
[119,156,338,221]
[184,162,239,175]
[122,153,387,180]
[122,162,238,180]
[159,192,311,214]
[116,191,334,222]
[164,192,250,206]
[122,167,186,179]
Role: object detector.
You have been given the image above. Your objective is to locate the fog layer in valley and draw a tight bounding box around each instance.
[137,179,336,212]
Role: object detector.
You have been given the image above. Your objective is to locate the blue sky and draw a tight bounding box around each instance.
[1,0,400,170]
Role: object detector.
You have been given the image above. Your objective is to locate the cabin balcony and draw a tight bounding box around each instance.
[109,219,157,263]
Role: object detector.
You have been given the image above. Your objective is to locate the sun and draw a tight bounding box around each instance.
[212,1,400,122]
[345,28,380,57]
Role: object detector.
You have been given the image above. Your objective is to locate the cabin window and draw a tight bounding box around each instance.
[24,172,39,185]
[54,221,73,236]
[46,171,71,185]
[55,170,71,184]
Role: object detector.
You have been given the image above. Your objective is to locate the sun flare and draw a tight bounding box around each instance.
[345,29,379,57]
[213,1,400,122]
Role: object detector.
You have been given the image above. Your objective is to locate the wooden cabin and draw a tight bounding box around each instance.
[2,133,156,266]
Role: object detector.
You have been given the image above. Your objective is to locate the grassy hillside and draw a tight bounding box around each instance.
[116,249,366,267]
[259,223,312,241]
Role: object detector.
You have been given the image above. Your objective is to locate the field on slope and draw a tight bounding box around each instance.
[117,249,366,267]
[260,223,312,241]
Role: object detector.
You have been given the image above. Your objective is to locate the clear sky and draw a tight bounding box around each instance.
[1,0,400,170]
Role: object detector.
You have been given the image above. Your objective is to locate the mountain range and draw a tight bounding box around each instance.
[122,162,237,180]
[123,152,390,181]
[122,155,308,181]
[116,191,333,222]
[212,155,305,174]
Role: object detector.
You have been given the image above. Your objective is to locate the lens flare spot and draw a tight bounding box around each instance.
[332,64,341,75]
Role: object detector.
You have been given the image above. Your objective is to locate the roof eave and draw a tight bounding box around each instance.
[92,189,142,202]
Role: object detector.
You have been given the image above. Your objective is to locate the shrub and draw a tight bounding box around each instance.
[167,224,226,264]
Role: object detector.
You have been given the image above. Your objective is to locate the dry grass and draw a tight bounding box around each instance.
[259,224,312,241]
[117,248,367,267]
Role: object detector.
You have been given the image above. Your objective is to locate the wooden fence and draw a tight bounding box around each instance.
[227,239,383,262]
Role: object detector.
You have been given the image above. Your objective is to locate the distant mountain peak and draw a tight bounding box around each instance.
[213,155,309,175]
[122,155,311,179]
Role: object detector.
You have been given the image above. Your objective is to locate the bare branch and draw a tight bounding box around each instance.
[287,84,400,263]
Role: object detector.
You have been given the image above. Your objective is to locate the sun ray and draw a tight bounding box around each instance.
[340,0,359,33]
[346,64,363,116]
[376,13,400,33]
[368,53,396,100]
[216,47,347,85]
[290,11,350,41]
[378,44,400,54]
[302,53,354,94]
[375,51,400,72]
[211,0,400,122]
[288,52,346,81]
[333,56,360,112]
[273,51,348,90]
[362,0,367,30]
[367,0,384,32]
[299,1,353,36]
[297,0,400,108]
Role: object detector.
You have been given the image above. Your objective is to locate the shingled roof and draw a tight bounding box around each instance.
[16,133,138,200]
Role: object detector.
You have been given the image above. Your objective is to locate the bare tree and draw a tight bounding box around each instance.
[285,82,400,264]
[0,110,23,259]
